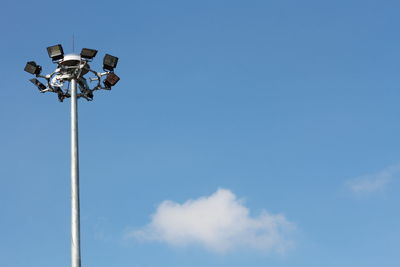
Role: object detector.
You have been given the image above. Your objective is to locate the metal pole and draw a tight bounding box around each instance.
[71,78,81,267]
[25,46,120,267]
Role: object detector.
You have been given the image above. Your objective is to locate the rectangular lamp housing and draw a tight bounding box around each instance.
[29,78,46,90]
[103,54,119,71]
[81,48,98,59]
[104,73,120,87]
[24,61,42,75]
[47,44,64,61]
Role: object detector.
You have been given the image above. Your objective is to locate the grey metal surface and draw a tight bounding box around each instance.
[70,78,81,267]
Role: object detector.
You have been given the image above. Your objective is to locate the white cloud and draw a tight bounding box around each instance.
[346,164,400,194]
[129,189,295,253]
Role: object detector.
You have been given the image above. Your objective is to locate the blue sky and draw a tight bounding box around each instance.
[1,0,400,266]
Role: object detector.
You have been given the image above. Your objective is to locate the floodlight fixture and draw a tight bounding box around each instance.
[47,44,64,61]
[24,61,42,75]
[80,48,98,59]
[104,73,120,88]
[30,78,46,90]
[103,54,119,71]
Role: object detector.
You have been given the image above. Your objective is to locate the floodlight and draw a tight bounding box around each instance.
[24,61,42,75]
[104,73,120,87]
[47,44,64,61]
[29,78,47,90]
[80,48,98,59]
[103,54,119,71]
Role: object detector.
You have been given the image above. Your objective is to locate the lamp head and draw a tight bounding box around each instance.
[24,61,42,75]
[104,73,120,88]
[80,48,98,60]
[103,54,119,71]
[47,44,64,61]
[29,78,47,90]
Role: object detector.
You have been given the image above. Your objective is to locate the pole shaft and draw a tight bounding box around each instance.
[71,79,81,267]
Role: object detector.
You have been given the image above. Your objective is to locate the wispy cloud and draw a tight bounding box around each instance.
[346,164,400,195]
[128,189,295,253]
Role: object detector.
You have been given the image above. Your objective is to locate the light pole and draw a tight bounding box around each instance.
[24,44,120,267]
